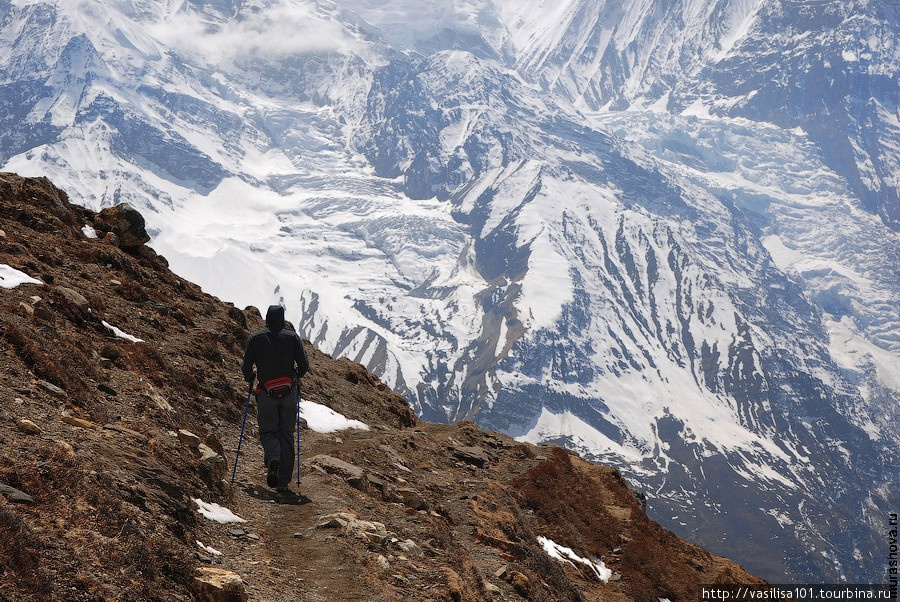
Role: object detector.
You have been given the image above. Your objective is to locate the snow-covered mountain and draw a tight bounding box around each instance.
[1,0,897,582]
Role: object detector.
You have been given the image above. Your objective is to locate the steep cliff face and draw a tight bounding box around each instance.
[0,173,760,601]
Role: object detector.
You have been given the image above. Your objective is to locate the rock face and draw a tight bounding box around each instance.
[93,203,150,249]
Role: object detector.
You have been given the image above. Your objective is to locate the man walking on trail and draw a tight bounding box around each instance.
[241,305,310,493]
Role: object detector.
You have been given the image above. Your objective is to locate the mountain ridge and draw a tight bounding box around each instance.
[0,172,762,600]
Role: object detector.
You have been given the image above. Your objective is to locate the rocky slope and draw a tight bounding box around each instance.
[0,173,761,600]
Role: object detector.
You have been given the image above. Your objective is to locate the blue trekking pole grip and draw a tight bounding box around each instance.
[231,379,254,485]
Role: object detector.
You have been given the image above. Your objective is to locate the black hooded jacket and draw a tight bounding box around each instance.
[241,305,310,385]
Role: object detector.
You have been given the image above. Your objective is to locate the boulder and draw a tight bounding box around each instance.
[193,567,247,602]
[94,203,150,249]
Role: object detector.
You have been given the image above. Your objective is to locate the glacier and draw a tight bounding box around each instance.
[1,0,897,582]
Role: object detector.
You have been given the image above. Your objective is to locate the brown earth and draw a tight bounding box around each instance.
[0,173,763,601]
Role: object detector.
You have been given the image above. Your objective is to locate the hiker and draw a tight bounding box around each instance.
[241,305,310,493]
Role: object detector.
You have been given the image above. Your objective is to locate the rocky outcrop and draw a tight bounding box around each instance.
[93,203,150,249]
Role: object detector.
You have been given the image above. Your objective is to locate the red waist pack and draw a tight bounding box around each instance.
[261,376,293,398]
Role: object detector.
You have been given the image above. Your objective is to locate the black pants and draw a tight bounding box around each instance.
[256,384,298,488]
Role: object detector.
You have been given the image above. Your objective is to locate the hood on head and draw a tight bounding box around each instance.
[266,305,285,332]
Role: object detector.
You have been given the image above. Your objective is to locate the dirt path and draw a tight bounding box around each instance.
[203,421,375,602]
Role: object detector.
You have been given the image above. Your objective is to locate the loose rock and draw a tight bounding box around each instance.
[17,302,34,318]
[317,512,388,544]
[397,539,424,559]
[55,286,90,314]
[33,304,54,322]
[102,423,146,440]
[508,571,529,596]
[97,384,118,396]
[0,483,35,504]
[395,488,429,511]
[61,413,98,430]
[17,419,42,435]
[52,439,77,461]
[310,455,367,490]
[144,389,174,412]
[178,429,202,447]
[451,446,490,468]
[198,443,226,486]
[38,380,66,398]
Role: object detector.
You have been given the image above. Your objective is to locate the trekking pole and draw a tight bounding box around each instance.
[296,390,302,486]
[231,380,254,486]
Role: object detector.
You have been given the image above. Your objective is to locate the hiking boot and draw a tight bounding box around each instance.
[266,459,280,488]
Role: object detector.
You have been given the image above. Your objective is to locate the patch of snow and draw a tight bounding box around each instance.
[196,540,223,556]
[82,224,98,238]
[537,536,612,582]
[681,98,713,119]
[300,399,369,433]
[192,498,246,524]
[0,264,42,288]
[102,320,144,343]
[825,316,900,401]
